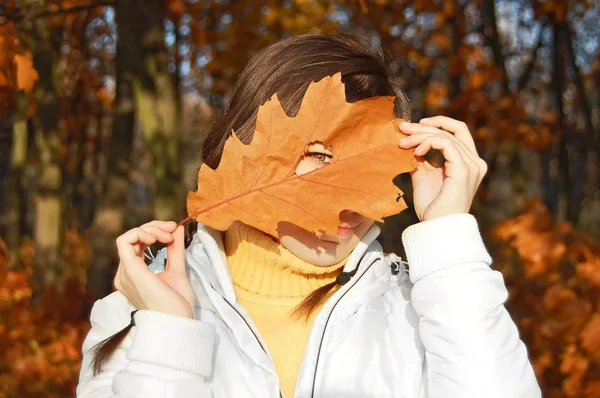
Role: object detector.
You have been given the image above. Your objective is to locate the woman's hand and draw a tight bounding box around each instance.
[114,220,196,319]
[398,116,488,222]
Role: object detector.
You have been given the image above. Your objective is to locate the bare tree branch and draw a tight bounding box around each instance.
[564,22,599,167]
[481,0,510,94]
[517,24,546,93]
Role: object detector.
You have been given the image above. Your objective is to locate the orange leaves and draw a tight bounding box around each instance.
[167,0,186,20]
[561,344,590,397]
[188,73,417,238]
[0,20,38,120]
[0,24,16,78]
[581,315,600,355]
[0,269,31,308]
[14,52,39,92]
[407,50,435,71]
[428,32,450,52]
[491,201,600,397]
[96,87,114,106]
[541,285,591,339]
[534,1,568,23]
[424,80,448,112]
[0,235,89,397]
[467,70,487,90]
[0,240,32,310]
[0,23,38,93]
[0,71,8,87]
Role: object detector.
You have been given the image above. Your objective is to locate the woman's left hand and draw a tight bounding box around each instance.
[398,116,488,222]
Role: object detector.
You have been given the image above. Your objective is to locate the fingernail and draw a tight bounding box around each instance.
[420,118,430,123]
[400,137,408,143]
[400,122,410,127]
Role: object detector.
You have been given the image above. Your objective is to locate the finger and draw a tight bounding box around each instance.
[116,227,158,264]
[401,131,480,168]
[413,136,469,179]
[398,121,429,136]
[399,123,469,152]
[142,220,178,233]
[418,116,477,154]
[407,133,486,190]
[165,225,186,274]
[139,224,174,244]
[400,123,472,152]
[118,226,159,245]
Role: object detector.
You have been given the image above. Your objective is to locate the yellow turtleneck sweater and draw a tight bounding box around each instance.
[224,222,348,398]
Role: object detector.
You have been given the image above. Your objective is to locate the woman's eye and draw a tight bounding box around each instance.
[305,151,333,164]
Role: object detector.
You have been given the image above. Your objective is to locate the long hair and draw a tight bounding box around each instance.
[91,33,410,375]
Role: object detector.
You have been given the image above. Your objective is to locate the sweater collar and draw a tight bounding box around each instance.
[224,221,349,301]
[189,222,382,303]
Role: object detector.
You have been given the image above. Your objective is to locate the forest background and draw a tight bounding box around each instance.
[0,0,599,397]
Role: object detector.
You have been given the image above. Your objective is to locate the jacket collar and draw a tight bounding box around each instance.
[187,223,383,303]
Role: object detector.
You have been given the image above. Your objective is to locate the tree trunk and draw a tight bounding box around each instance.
[30,20,64,297]
[132,0,182,221]
[550,23,571,222]
[0,117,13,244]
[86,1,138,301]
[448,0,465,101]
[2,106,28,252]
[482,0,510,95]
[563,23,592,224]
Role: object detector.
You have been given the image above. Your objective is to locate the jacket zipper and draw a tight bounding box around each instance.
[189,267,284,398]
[188,226,382,398]
[222,298,285,398]
[310,257,381,398]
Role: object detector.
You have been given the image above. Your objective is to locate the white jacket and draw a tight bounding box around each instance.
[77,214,541,398]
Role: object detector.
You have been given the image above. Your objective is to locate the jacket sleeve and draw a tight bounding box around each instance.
[402,213,541,398]
[76,291,217,398]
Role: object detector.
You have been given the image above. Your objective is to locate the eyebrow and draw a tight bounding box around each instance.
[306,142,333,155]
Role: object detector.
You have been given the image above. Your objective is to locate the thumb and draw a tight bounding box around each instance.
[165,225,186,274]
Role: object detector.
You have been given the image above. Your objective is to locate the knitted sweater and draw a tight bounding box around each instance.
[225,221,348,397]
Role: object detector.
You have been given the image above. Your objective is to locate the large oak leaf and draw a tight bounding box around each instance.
[187,73,417,237]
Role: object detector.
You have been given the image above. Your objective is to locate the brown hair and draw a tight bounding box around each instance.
[201,33,410,169]
[91,33,410,375]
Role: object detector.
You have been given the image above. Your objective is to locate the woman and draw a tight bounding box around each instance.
[76,34,541,398]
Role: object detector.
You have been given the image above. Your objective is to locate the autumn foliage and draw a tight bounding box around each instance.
[0,21,38,118]
[1,0,599,396]
[0,234,89,398]
[491,201,600,398]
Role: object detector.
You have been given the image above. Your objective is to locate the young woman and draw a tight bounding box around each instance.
[77,34,541,398]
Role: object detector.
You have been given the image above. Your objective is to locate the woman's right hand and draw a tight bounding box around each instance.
[114,220,196,319]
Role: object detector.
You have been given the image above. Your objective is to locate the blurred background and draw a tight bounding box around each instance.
[0,0,599,397]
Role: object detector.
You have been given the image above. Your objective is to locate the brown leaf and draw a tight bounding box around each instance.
[187,73,417,237]
[583,381,600,398]
[543,284,576,311]
[96,88,114,106]
[468,71,487,90]
[429,32,450,51]
[581,314,600,354]
[14,53,39,92]
[424,80,448,112]
[0,71,8,87]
